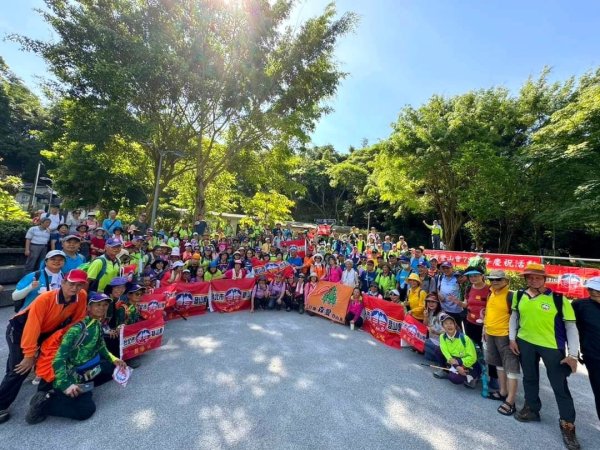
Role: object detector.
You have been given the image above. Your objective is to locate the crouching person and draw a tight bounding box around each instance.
[26,293,127,424]
[437,313,481,388]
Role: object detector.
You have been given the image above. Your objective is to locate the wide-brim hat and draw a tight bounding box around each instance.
[522,263,546,277]
[407,273,421,284]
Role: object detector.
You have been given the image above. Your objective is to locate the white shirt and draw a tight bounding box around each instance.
[44,212,63,232]
[25,226,51,245]
[341,268,358,287]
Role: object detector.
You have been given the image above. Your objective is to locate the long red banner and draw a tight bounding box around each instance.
[210,278,255,313]
[362,295,405,349]
[164,281,210,320]
[427,250,542,271]
[119,314,165,360]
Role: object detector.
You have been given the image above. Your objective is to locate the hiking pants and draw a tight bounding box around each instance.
[0,324,29,410]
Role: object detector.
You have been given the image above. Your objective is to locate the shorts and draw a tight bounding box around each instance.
[485,334,520,375]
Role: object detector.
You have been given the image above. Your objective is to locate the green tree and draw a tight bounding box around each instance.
[0,56,47,180]
[14,0,356,216]
[0,157,29,220]
[241,190,295,229]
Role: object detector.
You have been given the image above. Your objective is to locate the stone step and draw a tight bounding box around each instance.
[0,265,26,284]
[0,284,16,308]
[0,248,27,266]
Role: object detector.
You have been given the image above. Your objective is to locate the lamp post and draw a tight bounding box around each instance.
[150,149,184,228]
[366,210,374,231]
[27,161,44,211]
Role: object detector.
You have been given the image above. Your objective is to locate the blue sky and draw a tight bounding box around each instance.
[2,0,600,151]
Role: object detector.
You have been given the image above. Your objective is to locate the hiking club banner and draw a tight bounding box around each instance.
[119,314,165,360]
[252,260,295,280]
[210,278,255,313]
[280,239,307,258]
[165,281,210,320]
[545,265,600,299]
[362,295,405,349]
[428,250,542,272]
[399,314,428,352]
[305,281,353,324]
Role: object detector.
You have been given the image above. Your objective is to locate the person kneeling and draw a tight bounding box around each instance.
[26,293,127,424]
[436,313,481,388]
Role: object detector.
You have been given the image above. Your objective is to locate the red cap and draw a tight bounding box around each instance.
[65,269,88,284]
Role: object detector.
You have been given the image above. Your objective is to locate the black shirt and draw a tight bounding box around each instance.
[573,298,600,361]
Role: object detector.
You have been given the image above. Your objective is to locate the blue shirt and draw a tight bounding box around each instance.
[395,269,411,289]
[287,256,303,267]
[439,275,462,313]
[102,218,122,235]
[15,269,63,310]
[410,256,430,272]
[63,253,86,273]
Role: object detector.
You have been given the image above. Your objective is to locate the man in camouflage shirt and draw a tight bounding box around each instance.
[26,293,127,424]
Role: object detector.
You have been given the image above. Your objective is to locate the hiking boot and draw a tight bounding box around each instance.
[286,306,291,312]
[433,369,448,379]
[26,391,50,425]
[559,420,580,450]
[514,404,541,422]
[0,409,9,424]
[298,304,304,314]
[463,377,478,389]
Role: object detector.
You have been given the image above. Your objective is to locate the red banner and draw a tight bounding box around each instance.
[362,295,405,349]
[399,314,428,352]
[545,265,600,299]
[137,291,168,320]
[119,314,165,361]
[210,278,255,313]
[165,281,210,320]
[252,260,295,280]
[280,239,307,258]
[427,250,542,272]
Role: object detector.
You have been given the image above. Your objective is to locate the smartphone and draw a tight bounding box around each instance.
[77,383,94,393]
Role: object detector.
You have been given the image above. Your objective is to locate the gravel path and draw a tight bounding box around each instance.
[0,307,598,450]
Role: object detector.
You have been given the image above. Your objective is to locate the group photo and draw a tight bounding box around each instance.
[1,1,600,449]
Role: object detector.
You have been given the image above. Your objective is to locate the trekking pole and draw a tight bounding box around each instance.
[420,363,452,371]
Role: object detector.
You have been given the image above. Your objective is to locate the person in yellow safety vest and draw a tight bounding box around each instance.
[423,220,443,250]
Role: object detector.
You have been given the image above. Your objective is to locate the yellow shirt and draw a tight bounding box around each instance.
[484,286,511,336]
[407,288,426,321]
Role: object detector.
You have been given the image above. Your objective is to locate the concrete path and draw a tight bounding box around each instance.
[0,307,598,450]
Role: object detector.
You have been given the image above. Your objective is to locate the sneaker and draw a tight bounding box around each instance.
[514,404,541,422]
[433,369,448,379]
[26,392,50,425]
[127,357,141,369]
[286,307,291,312]
[463,377,478,389]
[0,409,9,424]
[298,305,304,314]
[32,376,41,386]
[559,420,580,450]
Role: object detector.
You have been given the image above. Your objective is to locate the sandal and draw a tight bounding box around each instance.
[497,401,516,416]
[487,391,507,401]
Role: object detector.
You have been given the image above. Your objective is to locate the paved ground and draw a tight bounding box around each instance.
[0,306,598,450]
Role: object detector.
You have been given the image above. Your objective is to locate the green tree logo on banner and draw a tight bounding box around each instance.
[322,286,337,306]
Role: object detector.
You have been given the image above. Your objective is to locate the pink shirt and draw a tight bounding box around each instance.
[347,299,364,322]
[325,266,343,282]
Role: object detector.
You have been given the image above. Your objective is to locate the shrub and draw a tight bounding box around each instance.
[0,219,31,248]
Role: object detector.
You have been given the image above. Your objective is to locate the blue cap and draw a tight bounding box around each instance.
[105,238,123,247]
[88,292,110,304]
[400,256,410,262]
[209,260,218,268]
[126,283,145,294]
[108,276,128,286]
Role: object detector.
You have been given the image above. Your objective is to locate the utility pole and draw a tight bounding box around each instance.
[27,161,43,211]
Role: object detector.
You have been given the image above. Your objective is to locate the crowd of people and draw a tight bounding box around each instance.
[2,209,599,450]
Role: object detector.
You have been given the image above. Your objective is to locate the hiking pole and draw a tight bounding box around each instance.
[420,363,451,371]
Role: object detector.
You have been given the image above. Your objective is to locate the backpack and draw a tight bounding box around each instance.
[82,256,109,292]
[13,269,49,313]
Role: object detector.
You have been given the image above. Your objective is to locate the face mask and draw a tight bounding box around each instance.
[401,264,409,269]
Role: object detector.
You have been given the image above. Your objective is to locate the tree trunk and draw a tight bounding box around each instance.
[440,209,464,250]
[195,176,206,217]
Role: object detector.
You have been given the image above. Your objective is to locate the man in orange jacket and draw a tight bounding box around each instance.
[0,269,88,424]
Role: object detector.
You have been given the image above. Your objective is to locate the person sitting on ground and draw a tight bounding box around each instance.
[366,282,383,299]
[25,292,127,424]
[181,269,192,283]
[423,293,445,366]
[345,288,364,329]
[12,250,66,312]
[436,313,481,388]
[268,272,286,310]
[193,266,205,282]
[304,273,319,311]
[389,289,403,305]
[294,273,306,314]
[0,269,88,425]
[250,276,271,312]
[484,269,520,416]
[404,273,426,322]
[375,263,396,299]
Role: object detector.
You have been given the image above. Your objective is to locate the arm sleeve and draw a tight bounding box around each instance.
[412,290,426,318]
[12,273,35,301]
[565,321,580,357]
[52,327,79,392]
[439,336,451,363]
[25,227,35,240]
[508,311,519,340]
[20,297,47,357]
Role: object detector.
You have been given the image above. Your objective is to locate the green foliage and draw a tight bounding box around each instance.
[0,57,47,180]
[0,219,30,247]
[14,0,357,216]
[0,158,29,221]
[240,191,295,228]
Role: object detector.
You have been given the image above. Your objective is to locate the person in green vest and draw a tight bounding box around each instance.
[423,219,443,250]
